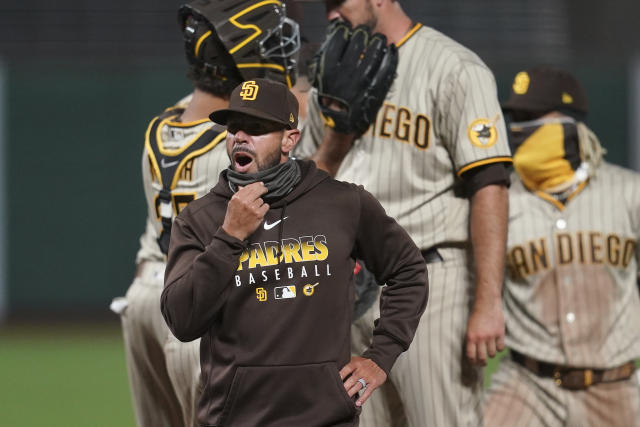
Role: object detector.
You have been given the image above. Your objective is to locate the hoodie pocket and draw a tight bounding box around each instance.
[219,361,357,427]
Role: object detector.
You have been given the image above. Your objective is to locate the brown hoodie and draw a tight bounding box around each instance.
[161,160,428,427]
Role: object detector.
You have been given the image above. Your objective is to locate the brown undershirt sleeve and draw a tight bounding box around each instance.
[461,162,511,196]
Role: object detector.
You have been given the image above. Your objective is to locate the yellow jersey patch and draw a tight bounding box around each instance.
[468,116,499,149]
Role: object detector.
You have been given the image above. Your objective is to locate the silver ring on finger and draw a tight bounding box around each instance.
[357,378,367,391]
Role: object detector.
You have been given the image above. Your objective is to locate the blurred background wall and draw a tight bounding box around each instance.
[0,0,638,321]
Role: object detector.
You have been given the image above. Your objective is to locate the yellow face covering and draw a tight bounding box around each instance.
[510,118,582,192]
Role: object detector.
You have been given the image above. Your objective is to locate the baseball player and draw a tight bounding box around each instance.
[111,2,300,426]
[295,1,512,426]
[484,67,640,426]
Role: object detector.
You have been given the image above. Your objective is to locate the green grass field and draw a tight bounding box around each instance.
[0,322,523,426]
[0,323,135,427]
[2,322,637,426]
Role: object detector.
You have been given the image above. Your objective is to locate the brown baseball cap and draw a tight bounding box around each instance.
[209,78,299,129]
[502,67,588,116]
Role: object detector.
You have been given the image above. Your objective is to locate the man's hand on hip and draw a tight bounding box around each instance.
[465,296,505,366]
[340,356,387,407]
[222,182,269,241]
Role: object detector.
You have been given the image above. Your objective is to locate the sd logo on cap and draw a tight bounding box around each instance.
[239,81,259,101]
[210,78,299,130]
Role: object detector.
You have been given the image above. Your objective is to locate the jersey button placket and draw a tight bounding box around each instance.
[553,214,574,362]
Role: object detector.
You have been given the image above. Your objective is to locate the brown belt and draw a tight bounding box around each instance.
[511,350,636,390]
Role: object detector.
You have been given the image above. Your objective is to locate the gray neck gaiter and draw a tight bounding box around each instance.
[226,159,301,203]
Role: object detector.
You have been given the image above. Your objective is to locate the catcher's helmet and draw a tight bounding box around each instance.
[179,0,300,87]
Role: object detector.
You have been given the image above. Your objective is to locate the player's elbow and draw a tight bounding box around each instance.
[161,308,201,342]
[160,288,201,342]
[169,326,201,343]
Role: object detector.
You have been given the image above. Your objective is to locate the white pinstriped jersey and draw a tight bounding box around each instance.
[136,96,230,263]
[295,24,512,250]
[504,162,640,368]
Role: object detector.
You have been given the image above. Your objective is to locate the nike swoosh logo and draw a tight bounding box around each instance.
[161,158,179,168]
[264,217,288,230]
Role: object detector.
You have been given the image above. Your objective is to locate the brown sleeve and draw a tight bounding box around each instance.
[461,162,511,196]
[353,187,429,374]
[161,214,247,342]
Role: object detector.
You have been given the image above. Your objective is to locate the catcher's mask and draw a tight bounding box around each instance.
[179,0,300,88]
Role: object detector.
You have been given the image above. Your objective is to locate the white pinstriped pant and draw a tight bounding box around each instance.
[352,248,483,427]
[484,358,640,427]
[119,261,201,427]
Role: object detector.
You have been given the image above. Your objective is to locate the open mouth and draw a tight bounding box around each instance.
[233,151,255,172]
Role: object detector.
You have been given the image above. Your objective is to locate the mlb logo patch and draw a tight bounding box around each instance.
[274,286,296,300]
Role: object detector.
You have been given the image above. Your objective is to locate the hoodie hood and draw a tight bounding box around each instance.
[212,159,330,208]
